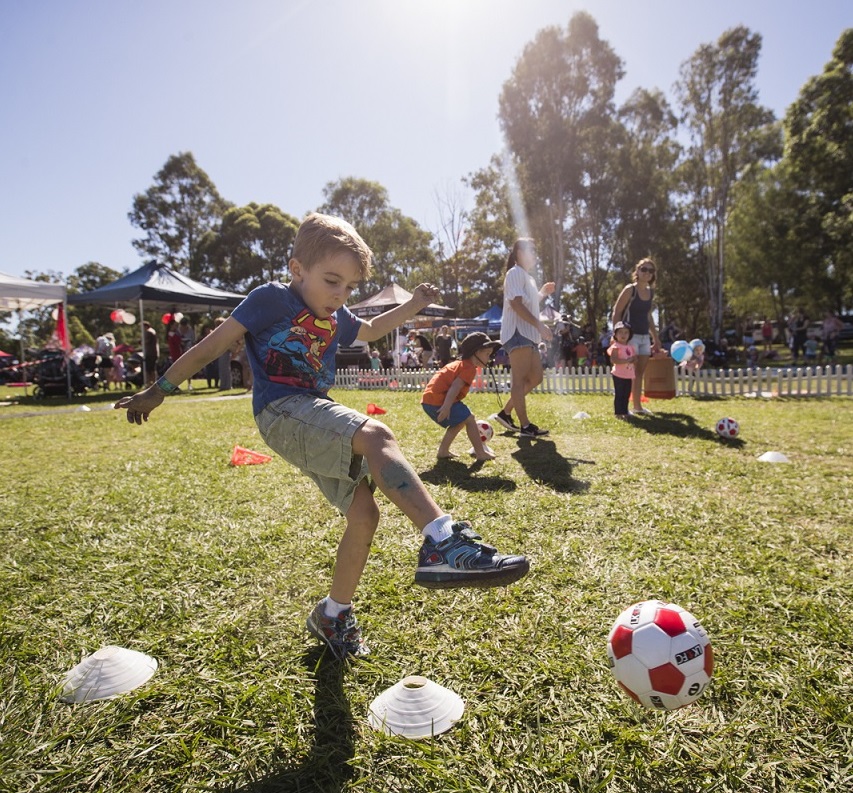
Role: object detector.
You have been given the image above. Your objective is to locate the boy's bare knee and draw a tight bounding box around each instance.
[354,418,396,454]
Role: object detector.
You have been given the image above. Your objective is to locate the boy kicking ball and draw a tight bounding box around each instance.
[115,213,529,660]
[421,332,501,461]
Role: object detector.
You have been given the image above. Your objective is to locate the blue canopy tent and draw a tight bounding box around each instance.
[475,305,503,334]
[68,261,245,383]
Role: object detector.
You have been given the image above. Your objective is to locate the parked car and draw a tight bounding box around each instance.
[336,340,371,370]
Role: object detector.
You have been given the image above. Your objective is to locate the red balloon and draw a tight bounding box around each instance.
[162,313,172,325]
[111,309,125,323]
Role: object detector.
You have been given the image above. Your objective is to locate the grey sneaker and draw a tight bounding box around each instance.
[490,411,519,432]
[415,521,530,589]
[306,600,370,660]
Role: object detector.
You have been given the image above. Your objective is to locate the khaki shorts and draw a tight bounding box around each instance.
[255,394,372,515]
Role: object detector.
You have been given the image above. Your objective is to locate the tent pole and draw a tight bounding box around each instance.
[18,310,28,397]
[64,300,72,399]
[139,298,145,387]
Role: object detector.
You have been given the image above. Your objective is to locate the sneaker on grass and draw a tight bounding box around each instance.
[489,411,519,432]
[415,521,530,589]
[519,422,549,437]
[306,601,370,660]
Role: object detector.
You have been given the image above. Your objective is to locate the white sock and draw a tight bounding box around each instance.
[422,514,454,544]
[323,596,351,618]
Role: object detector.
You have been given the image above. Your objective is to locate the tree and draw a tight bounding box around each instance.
[198,203,300,292]
[727,165,814,329]
[319,177,435,300]
[783,29,853,312]
[498,12,624,301]
[675,26,780,342]
[128,152,231,279]
[460,156,517,316]
[613,89,695,334]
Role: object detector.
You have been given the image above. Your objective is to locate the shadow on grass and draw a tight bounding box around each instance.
[419,457,518,492]
[229,647,355,793]
[629,411,746,447]
[511,438,591,493]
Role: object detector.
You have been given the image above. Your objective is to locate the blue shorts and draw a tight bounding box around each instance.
[632,333,652,356]
[422,401,472,428]
[502,330,537,354]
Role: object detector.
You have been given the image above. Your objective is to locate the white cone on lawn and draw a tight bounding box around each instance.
[367,675,464,738]
[60,645,158,703]
[758,451,790,463]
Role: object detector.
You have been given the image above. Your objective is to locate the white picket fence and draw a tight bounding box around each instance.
[334,364,853,398]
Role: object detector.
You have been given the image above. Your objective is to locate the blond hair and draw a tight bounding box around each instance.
[291,212,373,278]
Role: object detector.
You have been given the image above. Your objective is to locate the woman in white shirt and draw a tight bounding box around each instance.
[490,238,555,437]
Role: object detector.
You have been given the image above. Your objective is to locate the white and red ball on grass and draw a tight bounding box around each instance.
[607,600,714,710]
[716,417,740,439]
[476,419,493,443]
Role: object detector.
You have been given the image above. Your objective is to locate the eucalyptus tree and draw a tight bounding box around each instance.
[197,203,299,292]
[128,152,231,279]
[675,26,779,342]
[319,177,435,300]
[458,156,517,316]
[498,11,624,303]
[783,28,853,312]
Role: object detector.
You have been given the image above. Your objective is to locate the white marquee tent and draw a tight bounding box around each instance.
[0,271,70,396]
[0,271,66,311]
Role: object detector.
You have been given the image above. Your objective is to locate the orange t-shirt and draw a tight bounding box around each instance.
[421,359,476,406]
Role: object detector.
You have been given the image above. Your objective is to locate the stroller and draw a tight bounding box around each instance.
[32,350,94,399]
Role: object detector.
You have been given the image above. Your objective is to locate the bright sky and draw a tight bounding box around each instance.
[1,0,850,281]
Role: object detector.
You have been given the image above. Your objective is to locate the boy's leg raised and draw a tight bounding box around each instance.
[352,420,528,588]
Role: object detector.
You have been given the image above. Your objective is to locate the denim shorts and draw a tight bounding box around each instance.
[255,394,371,515]
[421,401,472,428]
[632,333,652,356]
[502,329,537,354]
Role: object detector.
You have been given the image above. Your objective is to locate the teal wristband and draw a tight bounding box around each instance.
[155,375,179,394]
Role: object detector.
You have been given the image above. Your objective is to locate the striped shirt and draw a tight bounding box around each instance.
[501,265,541,344]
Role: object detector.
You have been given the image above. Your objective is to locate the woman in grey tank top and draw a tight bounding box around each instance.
[611,258,661,415]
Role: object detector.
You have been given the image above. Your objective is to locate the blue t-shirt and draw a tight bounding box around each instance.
[231,282,362,414]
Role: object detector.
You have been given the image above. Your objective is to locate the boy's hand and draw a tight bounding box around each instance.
[115,386,165,425]
[437,405,450,423]
[410,283,441,311]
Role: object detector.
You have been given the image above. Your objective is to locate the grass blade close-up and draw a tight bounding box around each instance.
[1,388,851,793]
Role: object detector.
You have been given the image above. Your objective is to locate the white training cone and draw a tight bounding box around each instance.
[573,411,591,419]
[758,451,790,463]
[60,645,158,703]
[367,675,464,738]
[76,405,92,412]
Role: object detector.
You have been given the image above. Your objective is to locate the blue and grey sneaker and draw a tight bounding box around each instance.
[306,600,370,660]
[415,522,530,589]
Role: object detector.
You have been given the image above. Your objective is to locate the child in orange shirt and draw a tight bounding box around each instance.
[422,332,500,461]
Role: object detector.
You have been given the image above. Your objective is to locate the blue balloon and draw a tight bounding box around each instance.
[670,339,693,363]
[689,338,705,351]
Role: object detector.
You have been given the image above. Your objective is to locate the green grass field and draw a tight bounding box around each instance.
[1,387,851,793]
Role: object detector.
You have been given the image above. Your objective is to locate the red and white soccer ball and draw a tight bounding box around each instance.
[476,419,494,443]
[607,600,714,710]
[716,417,739,439]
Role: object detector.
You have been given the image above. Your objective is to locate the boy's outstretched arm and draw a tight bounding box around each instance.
[356,283,441,342]
[115,317,248,425]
